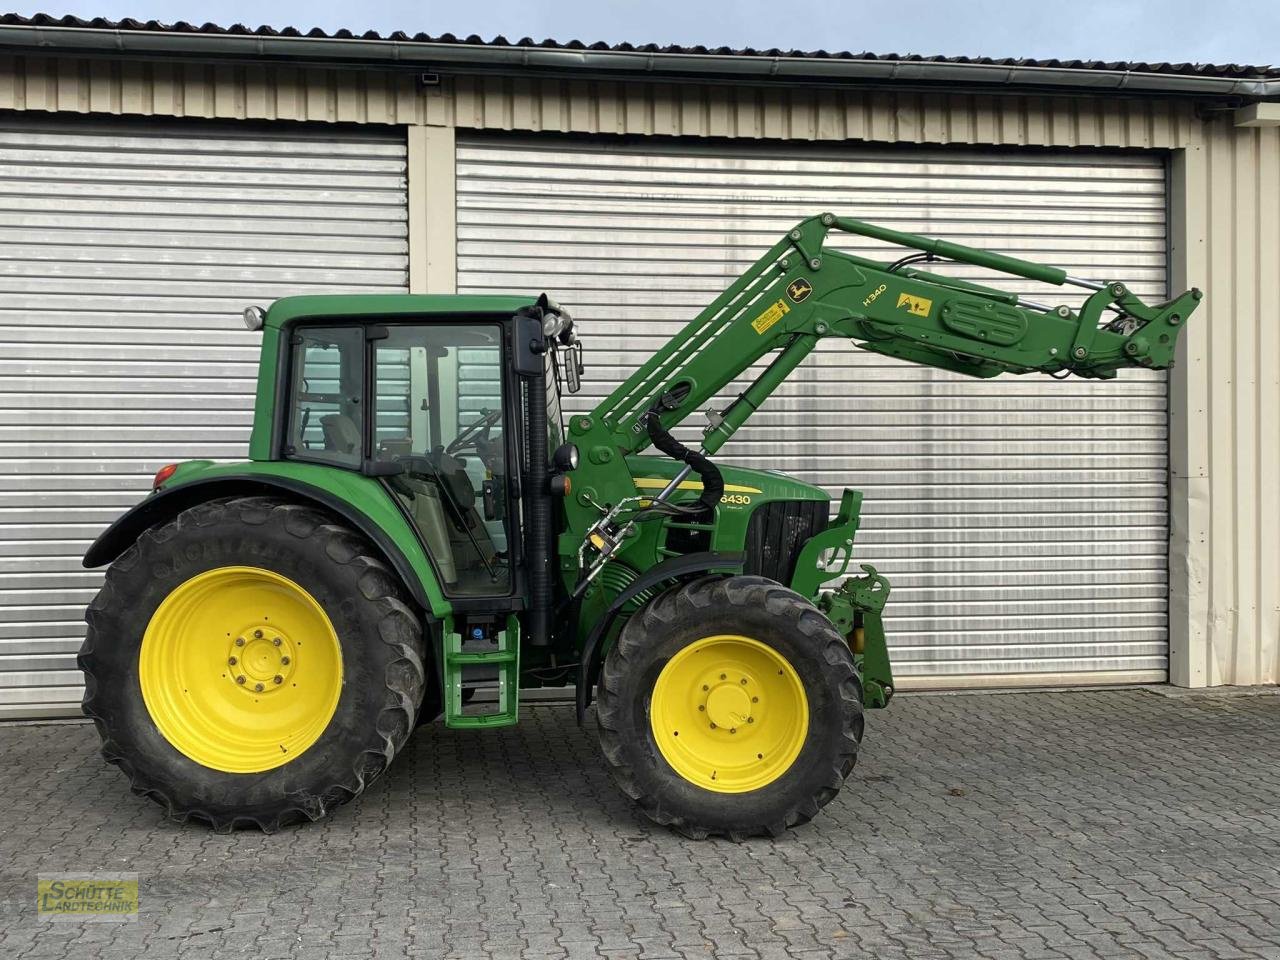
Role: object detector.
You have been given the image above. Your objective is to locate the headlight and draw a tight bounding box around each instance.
[243,305,265,331]
[553,443,580,471]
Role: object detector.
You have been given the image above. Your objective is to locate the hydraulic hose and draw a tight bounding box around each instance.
[645,410,723,515]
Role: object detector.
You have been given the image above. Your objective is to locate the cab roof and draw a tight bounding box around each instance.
[263,294,541,327]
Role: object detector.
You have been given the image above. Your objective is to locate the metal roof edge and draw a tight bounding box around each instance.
[0,22,1275,99]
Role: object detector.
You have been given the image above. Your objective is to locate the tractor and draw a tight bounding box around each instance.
[80,214,1200,837]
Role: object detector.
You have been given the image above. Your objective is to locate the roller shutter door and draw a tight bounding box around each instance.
[0,117,408,718]
[456,134,1169,688]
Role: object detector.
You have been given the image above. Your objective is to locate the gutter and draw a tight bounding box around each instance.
[0,23,1276,100]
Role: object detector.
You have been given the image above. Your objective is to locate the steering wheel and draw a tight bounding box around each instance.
[445,407,503,457]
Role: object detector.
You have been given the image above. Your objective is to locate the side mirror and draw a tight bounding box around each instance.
[512,313,545,377]
[563,344,582,394]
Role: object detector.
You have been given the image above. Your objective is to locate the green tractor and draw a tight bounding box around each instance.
[80,214,1200,837]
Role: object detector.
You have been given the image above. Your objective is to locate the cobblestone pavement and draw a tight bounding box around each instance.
[0,688,1278,960]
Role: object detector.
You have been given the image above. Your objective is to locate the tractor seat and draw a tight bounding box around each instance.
[320,414,360,454]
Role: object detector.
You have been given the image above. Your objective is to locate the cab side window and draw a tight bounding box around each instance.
[286,326,364,469]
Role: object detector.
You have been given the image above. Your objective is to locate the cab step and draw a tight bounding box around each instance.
[442,615,520,729]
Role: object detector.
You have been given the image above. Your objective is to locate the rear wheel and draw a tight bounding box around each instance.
[596,575,863,839]
[80,496,426,831]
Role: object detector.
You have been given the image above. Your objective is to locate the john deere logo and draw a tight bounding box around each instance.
[786,279,813,303]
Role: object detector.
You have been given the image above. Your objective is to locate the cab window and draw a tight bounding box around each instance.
[286,326,363,469]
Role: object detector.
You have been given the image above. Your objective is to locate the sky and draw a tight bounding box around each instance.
[5,1,1278,66]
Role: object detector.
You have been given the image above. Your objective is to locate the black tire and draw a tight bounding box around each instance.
[80,496,426,832]
[596,575,863,839]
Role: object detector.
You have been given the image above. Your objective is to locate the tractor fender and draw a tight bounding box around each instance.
[575,551,743,724]
[82,474,441,617]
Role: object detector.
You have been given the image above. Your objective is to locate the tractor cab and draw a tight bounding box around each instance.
[257,293,581,606]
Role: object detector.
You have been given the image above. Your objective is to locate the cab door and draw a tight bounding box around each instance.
[371,322,514,598]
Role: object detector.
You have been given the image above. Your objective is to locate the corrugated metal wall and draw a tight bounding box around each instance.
[456,134,1170,686]
[0,49,1275,687]
[0,116,408,718]
[1170,119,1280,687]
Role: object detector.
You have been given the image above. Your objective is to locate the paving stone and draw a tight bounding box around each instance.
[0,689,1277,959]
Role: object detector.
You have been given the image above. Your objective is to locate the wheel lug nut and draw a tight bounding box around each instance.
[709,722,717,729]
[235,675,246,684]
[273,637,282,647]
[228,657,237,666]
[747,717,754,723]
[719,674,726,680]
[280,656,291,665]
[235,638,245,647]
[702,685,709,691]
[254,630,264,639]
[698,705,705,711]
[254,683,264,692]
[752,696,759,703]
[274,675,283,684]
[729,728,737,734]
[740,678,747,685]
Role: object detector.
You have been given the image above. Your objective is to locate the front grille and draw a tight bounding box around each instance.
[743,500,829,585]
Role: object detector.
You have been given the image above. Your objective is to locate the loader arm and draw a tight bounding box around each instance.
[590,212,1201,458]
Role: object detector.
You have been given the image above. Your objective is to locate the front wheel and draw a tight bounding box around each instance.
[595,575,863,839]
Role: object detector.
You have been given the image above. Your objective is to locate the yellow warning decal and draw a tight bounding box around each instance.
[897,292,933,317]
[751,298,790,335]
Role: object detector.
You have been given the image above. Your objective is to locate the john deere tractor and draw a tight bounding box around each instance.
[80,214,1200,837]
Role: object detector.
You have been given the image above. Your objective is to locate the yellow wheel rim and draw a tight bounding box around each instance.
[139,566,343,774]
[649,634,809,793]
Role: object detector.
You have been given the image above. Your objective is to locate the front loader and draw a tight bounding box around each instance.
[80,214,1200,837]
